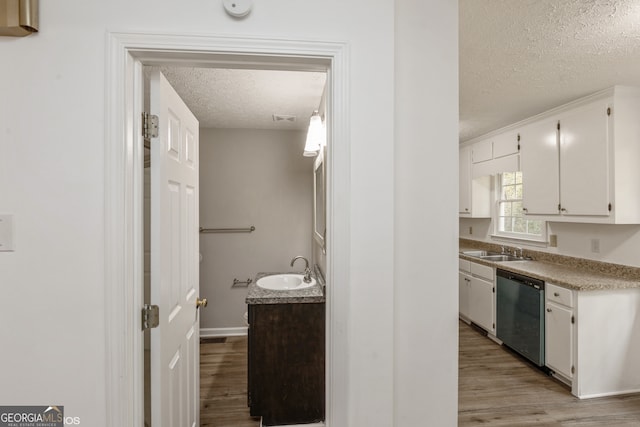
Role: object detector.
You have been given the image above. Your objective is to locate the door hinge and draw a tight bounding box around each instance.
[608,203,612,212]
[517,133,521,151]
[142,112,159,140]
[142,304,160,330]
[607,107,611,116]
[571,315,575,324]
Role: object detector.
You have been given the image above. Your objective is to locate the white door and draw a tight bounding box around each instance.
[149,70,201,427]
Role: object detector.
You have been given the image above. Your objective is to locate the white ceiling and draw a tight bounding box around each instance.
[152,67,326,131]
[153,1,640,142]
[460,0,640,142]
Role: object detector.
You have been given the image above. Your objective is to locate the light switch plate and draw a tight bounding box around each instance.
[0,214,14,251]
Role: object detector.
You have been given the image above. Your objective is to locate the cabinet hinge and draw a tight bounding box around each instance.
[142,304,160,330]
[571,315,575,324]
[142,112,159,140]
[558,203,562,212]
[492,287,495,293]
[571,365,575,374]
[492,323,495,330]
[607,107,611,116]
[557,122,560,131]
[608,203,612,212]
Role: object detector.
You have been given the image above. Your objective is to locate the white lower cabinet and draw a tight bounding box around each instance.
[545,283,575,382]
[459,271,471,320]
[459,257,495,335]
[469,275,495,334]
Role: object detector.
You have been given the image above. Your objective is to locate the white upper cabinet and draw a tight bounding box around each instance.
[505,86,640,224]
[558,99,610,217]
[492,130,520,158]
[459,145,490,217]
[471,139,493,163]
[520,118,560,215]
[459,146,472,215]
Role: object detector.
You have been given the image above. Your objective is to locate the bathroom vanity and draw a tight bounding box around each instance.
[246,272,325,426]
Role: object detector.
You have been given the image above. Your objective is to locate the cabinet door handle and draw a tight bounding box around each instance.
[546,308,552,312]
[554,292,560,297]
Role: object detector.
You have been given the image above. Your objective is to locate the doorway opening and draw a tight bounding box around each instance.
[142,65,327,426]
[105,33,350,427]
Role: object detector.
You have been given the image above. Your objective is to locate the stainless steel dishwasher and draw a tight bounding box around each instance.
[496,269,545,367]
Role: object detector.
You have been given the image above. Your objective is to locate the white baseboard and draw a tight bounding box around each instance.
[200,327,248,338]
[260,420,324,427]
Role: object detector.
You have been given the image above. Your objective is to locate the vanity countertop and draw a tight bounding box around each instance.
[245,272,325,305]
[459,245,640,291]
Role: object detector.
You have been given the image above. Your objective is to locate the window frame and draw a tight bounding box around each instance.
[492,171,548,244]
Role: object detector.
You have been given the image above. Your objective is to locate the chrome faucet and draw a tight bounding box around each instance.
[290,256,312,283]
[514,247,524,258]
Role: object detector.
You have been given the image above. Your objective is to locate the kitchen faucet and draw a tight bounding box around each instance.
[290,256,312,283]
[513,247,524,258]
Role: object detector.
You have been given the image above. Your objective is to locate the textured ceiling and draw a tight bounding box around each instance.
[151,67,327,130]
[460,0,640,142]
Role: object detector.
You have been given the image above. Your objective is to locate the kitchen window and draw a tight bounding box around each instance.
[495,171,546,241]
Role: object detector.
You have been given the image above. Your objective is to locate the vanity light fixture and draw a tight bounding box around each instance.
[303,110,324,157]
[0,0,39,37]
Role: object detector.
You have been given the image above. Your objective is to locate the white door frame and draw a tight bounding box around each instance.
[104,32,350,427]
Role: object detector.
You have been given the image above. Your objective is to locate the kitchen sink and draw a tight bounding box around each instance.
[461,250,501,257]
[461,250,524,262]
[478,254,522,262]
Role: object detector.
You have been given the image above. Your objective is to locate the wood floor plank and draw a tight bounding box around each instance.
[459,320,640,426]
[200,336,260,427]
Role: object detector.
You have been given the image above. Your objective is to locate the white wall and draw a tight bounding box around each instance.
[0,1,457,426]
[461,215,640,268]
[199,128,313,330]
[394,1,459,424]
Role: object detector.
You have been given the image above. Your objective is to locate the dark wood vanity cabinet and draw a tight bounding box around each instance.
[247,302,325,426]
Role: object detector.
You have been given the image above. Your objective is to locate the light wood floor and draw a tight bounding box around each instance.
[200,337,259,427]
[200,325,640,426]
[459,320,640,426]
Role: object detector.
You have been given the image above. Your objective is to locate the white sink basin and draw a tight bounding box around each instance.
[256,274,316,291]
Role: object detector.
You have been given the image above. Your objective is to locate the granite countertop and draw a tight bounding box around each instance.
[459,245,640,291]
[245,272,325,305]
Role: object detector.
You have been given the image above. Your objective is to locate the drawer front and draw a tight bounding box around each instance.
[546,283,574,307]
[470,262,494,281]
[459,258,471,273]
